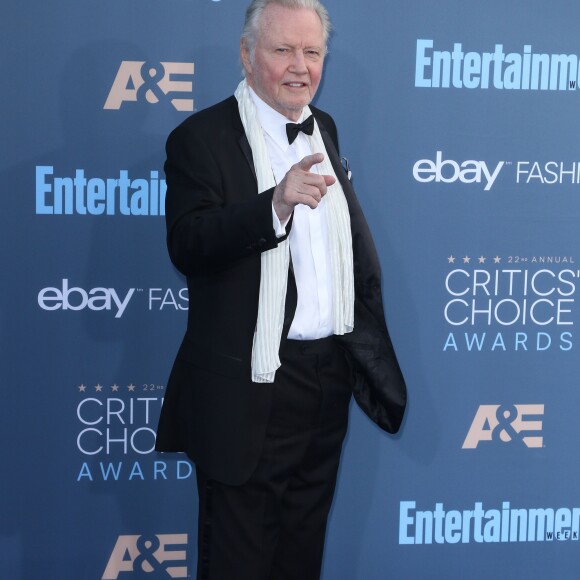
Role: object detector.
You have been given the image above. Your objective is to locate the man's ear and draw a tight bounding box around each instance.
[240,39,252,76]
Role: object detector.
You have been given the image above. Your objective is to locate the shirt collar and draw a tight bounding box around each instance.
[248,87,305,151]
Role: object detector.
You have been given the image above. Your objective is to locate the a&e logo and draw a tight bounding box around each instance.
[104,61,194,111]
[462,404,544,449]
[102,534,188,579]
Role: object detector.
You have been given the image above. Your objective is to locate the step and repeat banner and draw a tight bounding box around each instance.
[2,0,580,578]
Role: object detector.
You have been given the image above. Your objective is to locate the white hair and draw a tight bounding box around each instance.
[241,0,332,71]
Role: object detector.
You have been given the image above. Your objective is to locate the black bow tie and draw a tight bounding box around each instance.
[286,115,314,144]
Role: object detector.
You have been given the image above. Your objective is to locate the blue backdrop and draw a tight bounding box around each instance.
[2,0,580,578]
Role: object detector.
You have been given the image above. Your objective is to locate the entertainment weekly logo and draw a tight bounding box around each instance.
[412,151,580,191]
[75,382,192,483]
[399,500,580,545]
[442,255,577,352]
[35,166,166,216]
[415,39,580,90]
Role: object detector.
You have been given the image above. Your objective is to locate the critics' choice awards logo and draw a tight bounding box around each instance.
[38,280,188,318]
[415,39,580,91]
[105,61,194,111]
[76,383,192,482]
[462,404,544,449]
[412,151,580,191]
[103,534,188,579]
[442,256,577,352]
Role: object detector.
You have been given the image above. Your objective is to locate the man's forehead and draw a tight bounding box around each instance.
[258,4,324,45]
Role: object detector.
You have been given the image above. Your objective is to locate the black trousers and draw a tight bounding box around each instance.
[195,336,352,580]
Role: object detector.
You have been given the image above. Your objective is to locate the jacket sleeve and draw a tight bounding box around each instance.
[164,121,284,276]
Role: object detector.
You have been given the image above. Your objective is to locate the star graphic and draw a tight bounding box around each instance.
[128,384,136,392]
[95,384,103,392]
[78,384,87,392]
[111,384,119,392]
[478,256,486,264]
[463,256,471,264]
[494,256,501,263]
[447,255,456,264]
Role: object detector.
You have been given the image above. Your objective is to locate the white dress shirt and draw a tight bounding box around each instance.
[249,88,334,340]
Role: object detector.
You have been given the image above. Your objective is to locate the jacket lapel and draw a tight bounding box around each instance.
[228,96,257,181]
[238,134,256,181]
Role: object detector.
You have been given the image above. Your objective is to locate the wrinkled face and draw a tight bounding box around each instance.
[241,4,325,121]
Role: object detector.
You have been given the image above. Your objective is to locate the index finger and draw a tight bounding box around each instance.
[297,153,324,172]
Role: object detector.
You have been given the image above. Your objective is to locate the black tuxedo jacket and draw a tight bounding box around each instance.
[155,96,407,485]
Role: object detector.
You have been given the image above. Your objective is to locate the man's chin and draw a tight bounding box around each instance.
[278,99,313,120]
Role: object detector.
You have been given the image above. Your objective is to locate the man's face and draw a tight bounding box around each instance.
[241,4,325,121]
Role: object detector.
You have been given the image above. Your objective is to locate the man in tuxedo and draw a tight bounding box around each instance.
[155,1,407,578]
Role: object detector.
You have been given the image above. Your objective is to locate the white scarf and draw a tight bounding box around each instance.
[234,79,354,383]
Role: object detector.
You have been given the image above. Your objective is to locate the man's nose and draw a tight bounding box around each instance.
[289,50,308,72]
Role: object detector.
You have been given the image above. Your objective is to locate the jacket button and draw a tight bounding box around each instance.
[257,237,267,248]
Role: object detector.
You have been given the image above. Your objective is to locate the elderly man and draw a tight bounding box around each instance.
[155,0,407,578]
